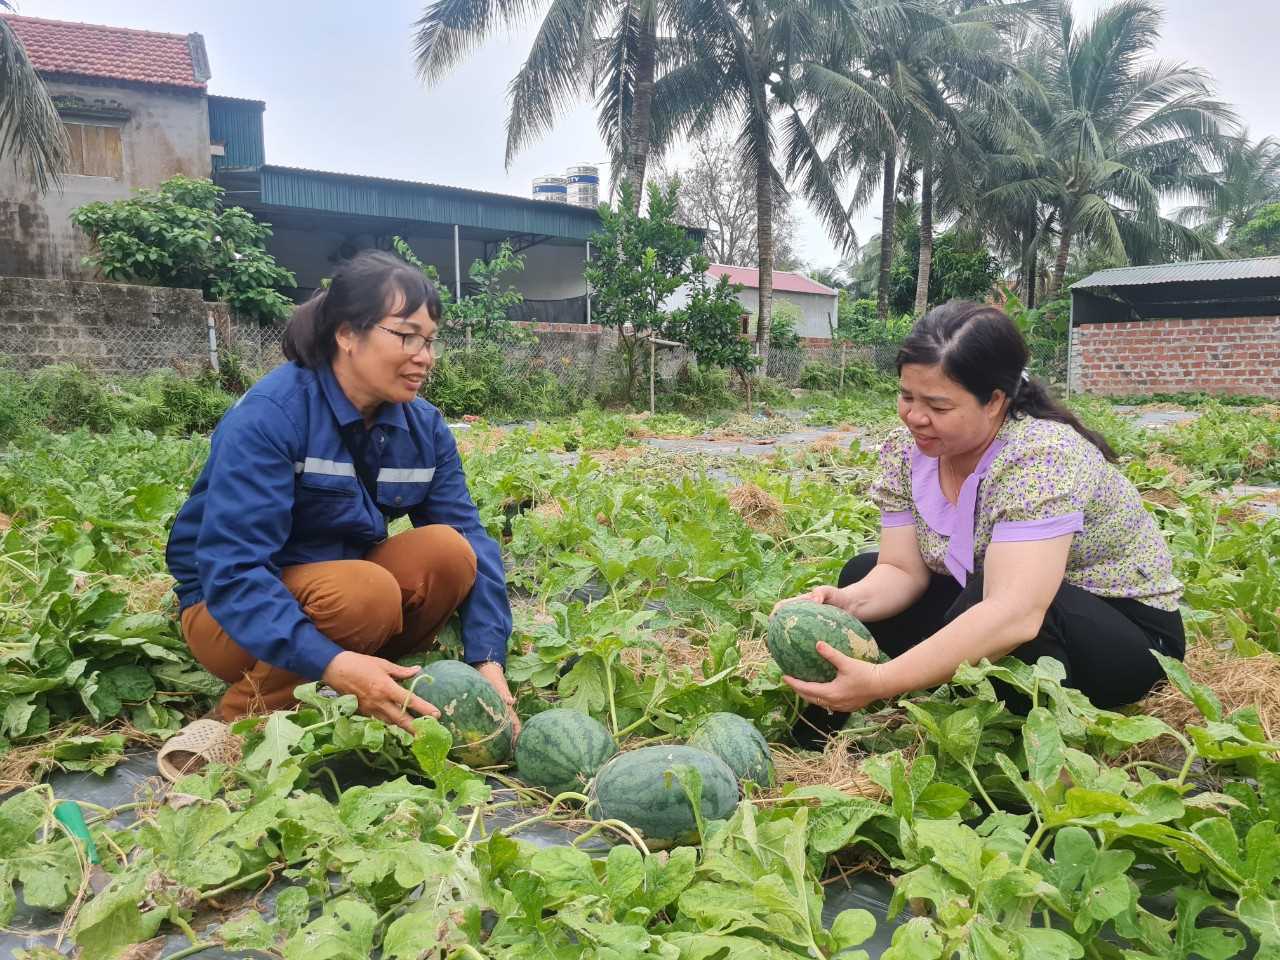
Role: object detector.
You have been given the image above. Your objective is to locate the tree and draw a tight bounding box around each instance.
[650,0,864,367]
[1228,203,1280,258]
[1176,133,1280,247]
[666,258,757,398]
[890,230,999,314]
[0,2,68,192]
[990,1,1235,297]
[653,134,800,268]
[412,0,666,193]
[71,176,296,324]
[584,179,700,403]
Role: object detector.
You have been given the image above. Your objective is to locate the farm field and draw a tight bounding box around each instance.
[2,393,1280,959]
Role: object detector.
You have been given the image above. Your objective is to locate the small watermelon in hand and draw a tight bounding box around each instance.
[404,660,514,767]
[516,708,618,796]
[766,600,878,682]
[688,712,774,787]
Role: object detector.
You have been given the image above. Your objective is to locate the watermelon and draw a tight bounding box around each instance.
[404,660,513,767]
[688,713,774,787]
[516,708,618,796]
[589,745,739,842]
[766,600,878,682]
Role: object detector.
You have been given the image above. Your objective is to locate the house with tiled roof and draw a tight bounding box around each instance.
[1,12,616,321]
[668,263,840,342]
[0,14,215,279]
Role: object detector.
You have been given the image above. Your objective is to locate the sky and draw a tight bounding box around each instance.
[14,0,1280,272]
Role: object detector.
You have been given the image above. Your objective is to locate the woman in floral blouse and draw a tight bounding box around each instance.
[779,302,1184,736]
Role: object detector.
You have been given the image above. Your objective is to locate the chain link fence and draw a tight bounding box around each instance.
[1,305,1067,402]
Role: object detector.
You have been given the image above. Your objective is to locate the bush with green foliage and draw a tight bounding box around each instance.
[0,365,235,444]
[1228,202,1280,256]
[837,292,912,345]
[585,180,701,403]
[71,176,296,324]
[423,343,586,420]
[666,261,758,394]
[889,231,1000,314]
[767,300,802,350]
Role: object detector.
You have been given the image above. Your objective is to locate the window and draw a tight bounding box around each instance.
[64,122,123,178]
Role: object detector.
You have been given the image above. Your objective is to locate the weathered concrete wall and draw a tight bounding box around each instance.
[0,79,210,280]
[0,276,218,374]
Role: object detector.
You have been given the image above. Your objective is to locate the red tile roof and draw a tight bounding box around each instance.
[708,263,837,297]
[2,14,206,89]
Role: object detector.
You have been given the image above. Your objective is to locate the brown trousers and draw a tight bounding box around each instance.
[182,524,478,720]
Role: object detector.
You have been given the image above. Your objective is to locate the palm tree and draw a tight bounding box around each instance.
[412,0,666,192]
[0,3,68,192]
[990,0,1235,296]
[648,0,869,364]
[1175,132,1280,247]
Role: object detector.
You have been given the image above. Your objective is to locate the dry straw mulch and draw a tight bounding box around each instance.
[727,483,788,538]
[1136,641,1280,741]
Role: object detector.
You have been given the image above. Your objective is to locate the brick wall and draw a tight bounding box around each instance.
[0,275,221,374]
[1073,315,1280,398]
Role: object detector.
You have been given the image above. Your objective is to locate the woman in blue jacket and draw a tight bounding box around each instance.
[167,251,515,733]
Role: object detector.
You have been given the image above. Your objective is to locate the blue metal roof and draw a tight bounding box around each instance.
[1073,256,1280,289]
[257,165,604,242]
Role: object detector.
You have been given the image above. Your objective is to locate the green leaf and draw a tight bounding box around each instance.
[831,908,877,952]
[1024,707,1066,789]
[1015,927,1084,960]
[281,897,377,960]
[218,910,277,950]
[1156,652,1222,722]
[1239,896,1280,954]
[883,917,945,960]
[939,708,982,769]
[605,844,645,903]
[244,712,305,779]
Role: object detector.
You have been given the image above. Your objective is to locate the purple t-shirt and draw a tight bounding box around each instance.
[869,416,1182,611]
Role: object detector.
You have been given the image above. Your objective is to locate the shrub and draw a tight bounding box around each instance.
[71,176,296,324]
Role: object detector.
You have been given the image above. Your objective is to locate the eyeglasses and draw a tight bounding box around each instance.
[376,325,443,357]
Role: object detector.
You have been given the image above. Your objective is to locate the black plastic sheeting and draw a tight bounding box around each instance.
[2,752,904,959]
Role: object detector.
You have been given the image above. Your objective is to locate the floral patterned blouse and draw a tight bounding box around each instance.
[869,415,1182,611]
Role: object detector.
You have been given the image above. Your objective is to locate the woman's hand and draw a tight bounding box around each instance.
[321,650,440,734]
[772,585,856,617]
[784,641,891,713]
[474,661,522,738]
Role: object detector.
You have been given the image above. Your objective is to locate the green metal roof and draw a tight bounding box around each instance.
[257,165,604,242]
[208,95,265,171]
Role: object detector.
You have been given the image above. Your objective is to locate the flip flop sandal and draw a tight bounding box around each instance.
[156,718,243,783]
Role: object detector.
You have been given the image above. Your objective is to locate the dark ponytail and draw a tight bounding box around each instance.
[282,250,442,368]
[897,301,1116,461]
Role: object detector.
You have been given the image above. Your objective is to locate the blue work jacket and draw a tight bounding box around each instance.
[166,362,511,680]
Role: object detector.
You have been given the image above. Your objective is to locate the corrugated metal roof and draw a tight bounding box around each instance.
[209,96,264,171]
[708,263,837,296]
[257,165,603,242]
[1073,256,1280,289]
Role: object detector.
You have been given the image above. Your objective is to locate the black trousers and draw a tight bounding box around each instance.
[794,551,1185,746]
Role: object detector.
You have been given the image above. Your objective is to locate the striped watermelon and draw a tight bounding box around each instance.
[404,660,513,767]
[589,745,739,842]
[766,601,878,682]
[516,708,618,796]
[688,713,774,787]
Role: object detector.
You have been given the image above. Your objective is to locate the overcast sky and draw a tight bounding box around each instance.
[16,0,1280,271]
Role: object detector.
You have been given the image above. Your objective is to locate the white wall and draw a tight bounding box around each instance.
[666,282,838,340]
